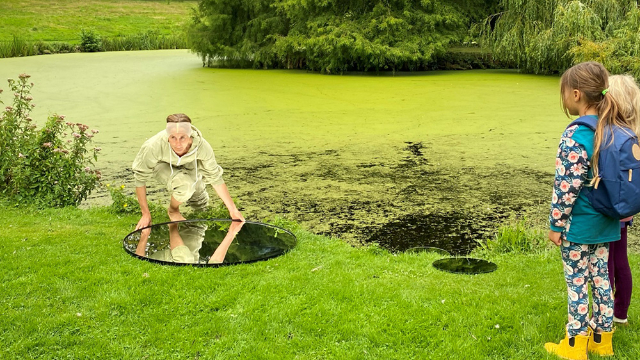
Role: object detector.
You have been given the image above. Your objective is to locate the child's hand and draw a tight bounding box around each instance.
[548,230,562,246]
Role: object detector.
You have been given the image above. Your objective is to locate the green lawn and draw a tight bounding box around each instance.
[0,0,197,42]
[1,204,639,359]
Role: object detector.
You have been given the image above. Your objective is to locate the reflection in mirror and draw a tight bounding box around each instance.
[123,220,296,266]
[432,257,497,274]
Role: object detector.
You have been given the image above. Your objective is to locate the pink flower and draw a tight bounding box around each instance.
[84,167,91,172]
[600,303,607,313]
[94,147,101,152]
[42,142,52,148]
[578,304,588,314]
[91,129,99,134]
[552,193,558,203]
[18,73,31,79]
[72,133,81,138]
[569,250,581,261]
[605,307,614,317]
[568,152,580,163]
[5,106,13,111]
[552,208,562,219]
[560,181,571,192]
[594,276,604,288]
[570,164,583,176]
[562,193,576,204]
[573,277,585,286]
[578,259,587,269]
[595,247,607,258]
[568,290,579,301]
[572,178,581,188]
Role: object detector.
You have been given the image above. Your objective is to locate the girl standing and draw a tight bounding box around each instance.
[607,74,640,326]
[545,62,631,360]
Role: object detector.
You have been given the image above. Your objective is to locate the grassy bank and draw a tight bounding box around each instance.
[1,204,640,359]
[0,0,196,42]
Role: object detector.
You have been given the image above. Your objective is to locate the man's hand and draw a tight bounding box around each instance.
[229,208,245,222]
[136,213,152,231]
[548,230,562,246]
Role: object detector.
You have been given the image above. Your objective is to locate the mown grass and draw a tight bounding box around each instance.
[2,203,639,359]
[0,0,196,42]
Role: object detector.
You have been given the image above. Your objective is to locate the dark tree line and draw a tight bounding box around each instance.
[187,0,499,73]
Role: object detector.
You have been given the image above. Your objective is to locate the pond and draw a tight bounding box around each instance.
[0,50,568,252]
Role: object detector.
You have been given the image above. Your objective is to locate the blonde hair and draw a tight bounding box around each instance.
[560,62,628,185]
[608,74,640,136]
[166,113,192,123]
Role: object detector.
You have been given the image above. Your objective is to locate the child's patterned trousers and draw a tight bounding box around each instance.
[561,241,613,336]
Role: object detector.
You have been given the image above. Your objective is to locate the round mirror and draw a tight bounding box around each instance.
[432,257,497,274]
[123,219,297,266]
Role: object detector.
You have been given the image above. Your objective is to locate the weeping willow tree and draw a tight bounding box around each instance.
[187,0,499,73]
[483,0,640,77]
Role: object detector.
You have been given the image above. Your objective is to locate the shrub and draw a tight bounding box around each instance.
[0,36,38,58]
[101,31,187,52]
[80,29,102,52]
[477,217,549,255]
[0,74,101,207]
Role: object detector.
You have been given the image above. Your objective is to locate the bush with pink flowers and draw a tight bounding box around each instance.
[0,74,101,207]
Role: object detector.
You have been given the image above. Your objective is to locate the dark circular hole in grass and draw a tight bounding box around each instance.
[432,257,497,274]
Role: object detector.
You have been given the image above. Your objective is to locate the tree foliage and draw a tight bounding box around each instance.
[483,0,640,77]
[188,0,499,73]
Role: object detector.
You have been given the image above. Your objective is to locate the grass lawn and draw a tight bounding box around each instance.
[0,0,197,42]
[2,203,640,359]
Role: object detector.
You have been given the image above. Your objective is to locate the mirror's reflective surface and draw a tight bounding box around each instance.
[123,220,296,266]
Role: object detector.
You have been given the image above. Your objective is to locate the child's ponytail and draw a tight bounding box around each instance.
[592,89,626,185]
[560,62,631,187]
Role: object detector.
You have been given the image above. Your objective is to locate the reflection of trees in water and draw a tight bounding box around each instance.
[124,221,296,264]
[124,226,171,255]
[200,222,296,264]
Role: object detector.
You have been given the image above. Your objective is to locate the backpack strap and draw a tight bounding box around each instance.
[567,115,598,131]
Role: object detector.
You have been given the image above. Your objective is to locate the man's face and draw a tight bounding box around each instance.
[168,132,192,156]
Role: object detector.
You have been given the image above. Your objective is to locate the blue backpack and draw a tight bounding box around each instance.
[569,116,640,219]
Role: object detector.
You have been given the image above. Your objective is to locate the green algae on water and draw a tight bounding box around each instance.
[0,50,574,251]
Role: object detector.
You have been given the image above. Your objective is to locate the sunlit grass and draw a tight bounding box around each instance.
[1,203,639,359]
[0,0,196,42]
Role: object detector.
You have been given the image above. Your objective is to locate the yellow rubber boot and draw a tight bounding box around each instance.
[544,331,589,360]
[588,328,614,356]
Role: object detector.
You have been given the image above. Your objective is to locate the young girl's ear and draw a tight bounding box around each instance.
[572,89,582,103]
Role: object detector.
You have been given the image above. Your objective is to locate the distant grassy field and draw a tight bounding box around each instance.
[0,0,197,42]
